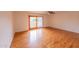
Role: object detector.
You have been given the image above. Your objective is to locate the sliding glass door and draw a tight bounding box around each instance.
[29,16,43,29]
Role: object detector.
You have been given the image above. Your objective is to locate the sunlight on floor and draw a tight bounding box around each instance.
[28,29,43,47]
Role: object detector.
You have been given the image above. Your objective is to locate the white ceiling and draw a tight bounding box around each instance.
[26,11,48,14]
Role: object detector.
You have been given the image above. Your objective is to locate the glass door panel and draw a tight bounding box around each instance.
[37,17,43,28]
[30,17,37,29]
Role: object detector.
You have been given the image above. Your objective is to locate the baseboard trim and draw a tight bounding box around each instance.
[48,26,79,34]
[10,32,15,48]
[15,27,49,33]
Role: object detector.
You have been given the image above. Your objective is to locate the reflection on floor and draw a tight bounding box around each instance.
[11,27,79,48]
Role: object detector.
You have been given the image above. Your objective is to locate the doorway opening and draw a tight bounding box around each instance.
[28,16,43,30]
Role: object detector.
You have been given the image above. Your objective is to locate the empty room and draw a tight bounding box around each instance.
[0,11,79,48]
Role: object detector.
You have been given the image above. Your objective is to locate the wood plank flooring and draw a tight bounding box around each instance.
[11,27,79,48]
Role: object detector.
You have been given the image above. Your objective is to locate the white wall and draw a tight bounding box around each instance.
[0,12,14,48]
[48,11,79,33]
[14,12,49,32]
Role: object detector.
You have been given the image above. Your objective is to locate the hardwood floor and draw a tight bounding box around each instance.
[11,27,79,48]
